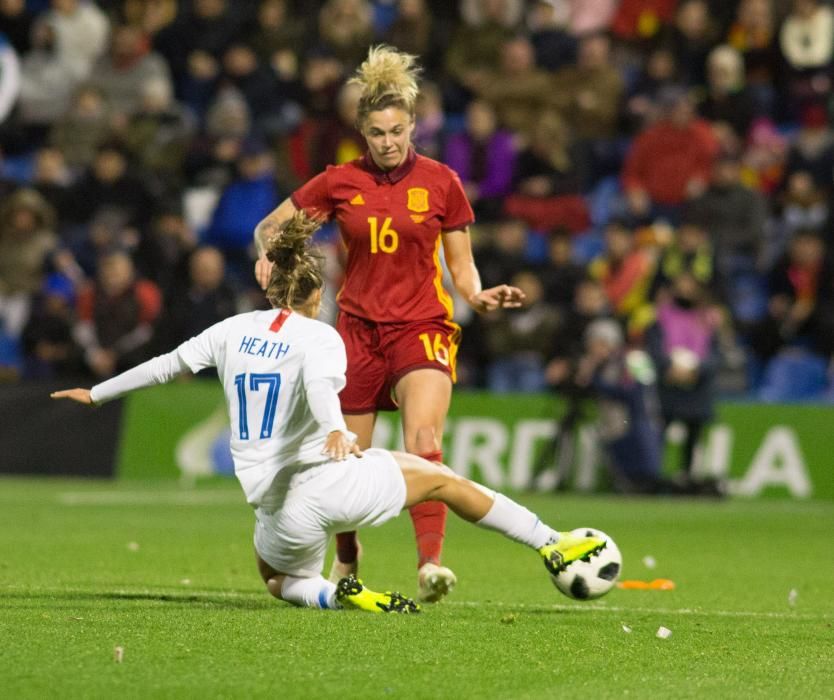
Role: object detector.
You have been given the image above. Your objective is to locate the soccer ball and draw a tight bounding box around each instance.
[550,528,622,600]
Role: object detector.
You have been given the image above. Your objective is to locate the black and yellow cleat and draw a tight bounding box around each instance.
[336,574,421,614]
[539,532,607,576]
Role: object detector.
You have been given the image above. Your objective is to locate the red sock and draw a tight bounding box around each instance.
[409,450,447,568]
[335,531,359,563]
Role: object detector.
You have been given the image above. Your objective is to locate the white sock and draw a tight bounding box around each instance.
[280,575,340,610]
[476,493,559,550]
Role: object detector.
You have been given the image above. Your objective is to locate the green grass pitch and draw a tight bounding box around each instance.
[1,477,832,699]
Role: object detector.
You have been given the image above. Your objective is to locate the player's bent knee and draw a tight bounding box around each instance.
[411,425,438,455]
[256,551,287,599]
[266,577,284,600]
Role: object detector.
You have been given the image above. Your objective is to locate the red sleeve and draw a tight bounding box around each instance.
[441,169,475,232]
[76,285,95,321]
[135,280,162,324]
[691,120,720,182]
[291,169,334,220]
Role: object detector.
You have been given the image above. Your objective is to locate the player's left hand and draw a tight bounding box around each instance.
[322,431,363,461]
[50,388,94,405]
[470,285,526,313]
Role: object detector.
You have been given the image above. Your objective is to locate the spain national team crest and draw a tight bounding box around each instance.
[407,187,429,213]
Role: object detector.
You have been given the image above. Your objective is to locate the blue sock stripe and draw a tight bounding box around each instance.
[318,587,330,609]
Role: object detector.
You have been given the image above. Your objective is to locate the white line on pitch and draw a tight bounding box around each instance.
[445,600,831,620]
[3,584,828,620]
[56,491,243,506]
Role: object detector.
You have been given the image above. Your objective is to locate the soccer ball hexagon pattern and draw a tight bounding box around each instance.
[551,528,622,600]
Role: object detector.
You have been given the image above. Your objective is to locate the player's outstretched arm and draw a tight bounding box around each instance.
[50,388,93,405]
[442,230,526,313]
[51,349,192,406]
[253,197,298,289]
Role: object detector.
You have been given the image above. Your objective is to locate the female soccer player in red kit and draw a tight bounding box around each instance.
[254,45,524,602]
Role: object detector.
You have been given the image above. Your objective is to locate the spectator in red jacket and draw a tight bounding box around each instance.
[621,86,719,224]
[73,249,162,378]
[611,0,677,44]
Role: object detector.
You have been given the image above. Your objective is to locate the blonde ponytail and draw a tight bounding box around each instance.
[265,211,324,309]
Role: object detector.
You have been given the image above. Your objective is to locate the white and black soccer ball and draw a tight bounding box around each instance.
[551,528,622,600]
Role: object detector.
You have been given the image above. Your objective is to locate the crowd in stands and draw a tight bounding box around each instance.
[1,0,834,414]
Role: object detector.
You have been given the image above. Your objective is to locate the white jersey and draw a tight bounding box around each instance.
[91,308,350,509]
[178,308,348,508]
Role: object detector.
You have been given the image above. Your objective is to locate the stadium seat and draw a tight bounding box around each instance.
[0,331,22,378]
[757,350,829,402]
[587,175,622,227]
[572,229,605,264]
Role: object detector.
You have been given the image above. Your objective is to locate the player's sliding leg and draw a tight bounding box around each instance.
[393,452,607,576]
[396,371,457,603]
[257,552,418,613]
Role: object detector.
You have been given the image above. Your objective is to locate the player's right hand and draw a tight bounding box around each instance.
[50,388,94,405]
[254,254,274,290]
[470,284,526,313]
[322,431,363,461]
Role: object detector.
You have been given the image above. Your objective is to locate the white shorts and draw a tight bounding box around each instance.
[253,448,407,577]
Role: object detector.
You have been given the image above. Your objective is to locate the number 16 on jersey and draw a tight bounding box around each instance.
[368,216,399,254]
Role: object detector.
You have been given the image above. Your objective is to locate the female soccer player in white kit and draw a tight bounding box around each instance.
[52,213,606,613]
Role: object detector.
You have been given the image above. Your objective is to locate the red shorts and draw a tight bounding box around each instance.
[337,312,461,413]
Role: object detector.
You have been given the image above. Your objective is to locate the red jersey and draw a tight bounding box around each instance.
[291,149,474,322]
